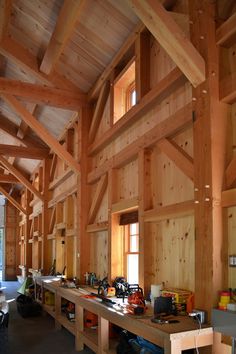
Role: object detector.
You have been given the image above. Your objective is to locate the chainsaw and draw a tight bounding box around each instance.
[126,284,147,315]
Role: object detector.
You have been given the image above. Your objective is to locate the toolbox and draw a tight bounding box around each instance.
[161,288,194,314]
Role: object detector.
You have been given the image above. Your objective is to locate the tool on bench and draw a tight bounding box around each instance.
[90,292,117,307]
[126,285,147,315]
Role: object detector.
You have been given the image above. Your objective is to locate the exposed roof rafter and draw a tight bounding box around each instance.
[2,94,80,174]
[0,155,43,201]
[0,113,46,148]
[0,77,87,110]
[0,0,11,41]
[0,36,82,91]
[127,0,205,87]
[0,184,26,214]
[40,0,86,75]
[0,144,50,159]
[216,12,236,47]
[0,172,18,183]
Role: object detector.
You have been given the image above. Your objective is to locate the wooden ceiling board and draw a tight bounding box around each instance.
[0,130,19,145]
[4,56,36,83]
[72,22,114,67]
[9,21,50,60]
[66,39,105,74]
[9,1,62,64]
[11,0,61,41]
[0,100,22,126]
[106,0,139,24]
[14,157,39,175]
[57,50,100,92]
[35,105,75,139]
[77,1,137,53]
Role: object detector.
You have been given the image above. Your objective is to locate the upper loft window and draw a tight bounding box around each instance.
[113,60,136,124]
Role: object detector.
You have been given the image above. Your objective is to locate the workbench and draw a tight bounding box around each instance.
[34,277,213,353]
[76,296,213,354]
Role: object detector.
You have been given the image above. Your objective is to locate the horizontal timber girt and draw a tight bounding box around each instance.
[88,102,192,184]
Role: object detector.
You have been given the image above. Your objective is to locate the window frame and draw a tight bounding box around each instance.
[124,222,139,284]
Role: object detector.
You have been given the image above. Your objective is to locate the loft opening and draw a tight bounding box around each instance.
[113,59,136,124]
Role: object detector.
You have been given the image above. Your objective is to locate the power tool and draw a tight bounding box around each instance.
[126,285,147,315]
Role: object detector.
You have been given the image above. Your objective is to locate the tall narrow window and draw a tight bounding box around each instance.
[126,222,139,284]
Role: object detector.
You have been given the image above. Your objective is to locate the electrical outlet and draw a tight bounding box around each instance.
[189,309,206,324]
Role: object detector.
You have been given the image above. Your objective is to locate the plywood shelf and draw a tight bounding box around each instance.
[58,314,76,335]
[43,304,56,318]
[79,329,98,353]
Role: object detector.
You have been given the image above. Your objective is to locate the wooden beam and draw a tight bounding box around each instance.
[48,184,77,208]
[88,21,145,101]
[0,0,11,40]
[50,154,57,182]
[88,102,192,184]
[0,144,49,159]
[0,77,87,110]
[88,173,108,224]
[217,0,236,21]
[40,0,85,75]
[216,12,236,47]
[0,155,43,201]
[89,80,110,143]
[127,0,205,87]
[143,200,194,222]
[225,156,236,188]
[2,94,80,174]
[111,198,139,214]
[135,30,150,101]
[4,156,15,176]
[17,120,30,140]
[17,103,37,141]
[222,188,236,208]
[190,0,228,314]
[220,72,236,104]
[48,206,56,234]
[77,106,91,279]
[0,172,18,183]
[157,138,194,181]
[0,184,26,214]
[49,168,73,190]
[89,67,187,156]
[86,222,109,233]
[0,36,82,91]
[0,113,45,148]
[66,129,74,156]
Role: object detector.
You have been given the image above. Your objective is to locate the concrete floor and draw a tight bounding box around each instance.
[0,281,94,354]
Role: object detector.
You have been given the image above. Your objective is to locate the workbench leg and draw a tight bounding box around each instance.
[75,305,84,351]
[164,339,182,354]
[55,293,62,331]
[98,317,109,354]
